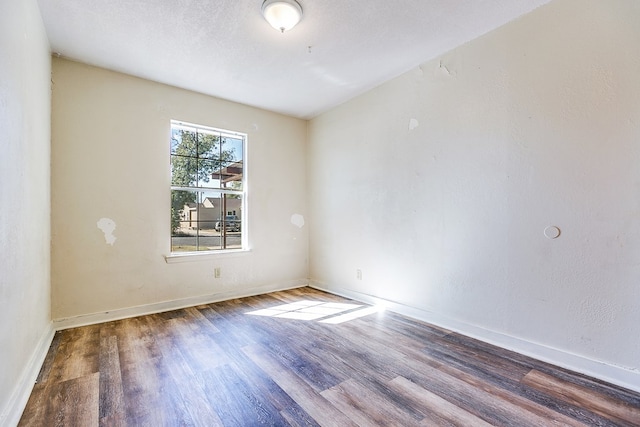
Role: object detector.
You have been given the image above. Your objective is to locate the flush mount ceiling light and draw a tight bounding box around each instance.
[261,0,303,33]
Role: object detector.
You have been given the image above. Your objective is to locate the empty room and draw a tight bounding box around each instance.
[2,0,640,425]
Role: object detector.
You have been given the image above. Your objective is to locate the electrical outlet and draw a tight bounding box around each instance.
[356,269,362,280]
[214,267,221,278]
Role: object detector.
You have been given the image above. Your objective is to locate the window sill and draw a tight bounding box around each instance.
[164,248,251,264]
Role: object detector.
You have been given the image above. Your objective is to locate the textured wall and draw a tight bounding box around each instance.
[0,0,52,423]
[308,0,640,389]
[51,59,308,320]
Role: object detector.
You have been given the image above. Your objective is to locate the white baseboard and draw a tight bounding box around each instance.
[53,279,308,330]
[1,323,55,427]
[309,281,640,394]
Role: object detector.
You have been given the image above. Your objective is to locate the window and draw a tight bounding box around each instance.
[170,121,245,253]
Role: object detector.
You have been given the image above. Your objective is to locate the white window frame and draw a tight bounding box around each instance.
[167,120,248,260]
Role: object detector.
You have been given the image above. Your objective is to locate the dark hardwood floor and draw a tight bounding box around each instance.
[19,287,640,426]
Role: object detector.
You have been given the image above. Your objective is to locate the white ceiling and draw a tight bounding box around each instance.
[37,0,551,119]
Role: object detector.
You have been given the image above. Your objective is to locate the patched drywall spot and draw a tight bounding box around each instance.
[97,218,117,245]
[409,118,420,131]
[291,214,305,228]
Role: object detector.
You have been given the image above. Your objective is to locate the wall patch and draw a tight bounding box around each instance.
[97,218,117,245]
[291,214,305,228]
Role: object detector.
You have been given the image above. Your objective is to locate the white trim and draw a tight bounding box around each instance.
[164,248,251,263]
[53,280,308,330]
[171,120,246,140]
[309,281,640,394]
[0,323,55,427]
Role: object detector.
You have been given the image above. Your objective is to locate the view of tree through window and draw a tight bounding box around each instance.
[170,121,245,252]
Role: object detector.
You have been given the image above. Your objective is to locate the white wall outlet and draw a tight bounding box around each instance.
[214,267,221,278]
[356,269,362,280]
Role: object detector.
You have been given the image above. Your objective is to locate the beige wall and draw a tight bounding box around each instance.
[0,0,52,424]
[51,59,308,321]
[308,0,640,391]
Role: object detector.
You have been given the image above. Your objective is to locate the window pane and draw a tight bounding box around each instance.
[197,132,221,159]
[195,191,222,227]
[171,189,196,231]
[221,136,243,163]
[170,128,182,155]
[171,129,198,157]
[196,221,218,251]
[171,157,197,187]
[218,161,243,190]
[171,234,198,252]
[198,158,220,188]
[216,193,243,250]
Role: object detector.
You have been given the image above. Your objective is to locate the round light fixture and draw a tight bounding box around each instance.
[261,0,303,33]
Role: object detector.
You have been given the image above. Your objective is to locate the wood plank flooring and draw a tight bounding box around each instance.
[19,287,640,426]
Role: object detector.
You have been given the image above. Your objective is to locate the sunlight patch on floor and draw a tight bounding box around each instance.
[246,300,380,323]
[319,306,381,324]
